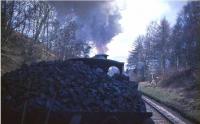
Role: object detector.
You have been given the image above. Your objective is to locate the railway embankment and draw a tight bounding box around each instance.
[139,69,200,124]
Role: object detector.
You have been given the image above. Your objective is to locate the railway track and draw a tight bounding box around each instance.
[142,95,190,124]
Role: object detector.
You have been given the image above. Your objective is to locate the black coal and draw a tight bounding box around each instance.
[2,60,146,112]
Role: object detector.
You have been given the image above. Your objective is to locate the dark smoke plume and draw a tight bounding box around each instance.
[50,1,121,53]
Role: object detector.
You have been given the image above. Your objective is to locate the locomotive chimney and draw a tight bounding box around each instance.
[93,54,108,59]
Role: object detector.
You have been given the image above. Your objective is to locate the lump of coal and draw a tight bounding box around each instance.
[2,60,146,112]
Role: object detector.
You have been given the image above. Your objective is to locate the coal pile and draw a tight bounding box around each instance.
[2,60,146,112]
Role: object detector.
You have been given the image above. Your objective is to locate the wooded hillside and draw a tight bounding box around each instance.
[1,1,93,75]
[1,32,57,75]
[1,1,91,61]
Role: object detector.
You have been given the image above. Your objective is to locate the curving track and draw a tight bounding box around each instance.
[143,95,192,124]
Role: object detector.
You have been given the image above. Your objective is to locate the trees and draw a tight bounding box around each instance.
[128,36,146,80]
[181,1,200,68]
[171,15,184,70]
[1,1,16,45]
[157,18,171,74]
[128,1,200,81]
[171,1,200,69]
[1,1,91,61]
[128,19,170,80]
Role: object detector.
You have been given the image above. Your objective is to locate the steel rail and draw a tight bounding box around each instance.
[142,95,186,124]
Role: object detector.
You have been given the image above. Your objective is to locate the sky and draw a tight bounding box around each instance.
[90,0,188,65]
